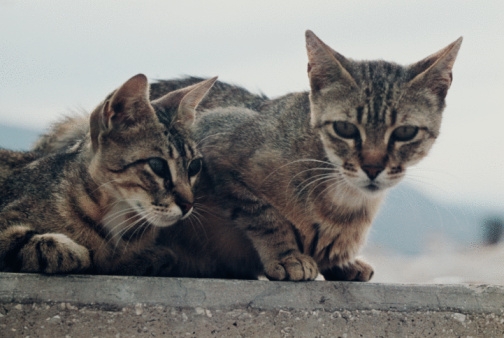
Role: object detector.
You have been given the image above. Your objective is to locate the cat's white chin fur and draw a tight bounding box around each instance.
[349,169,403,196]
[141,205,187,228]
[102,201,185,238]
[356,179,399,196]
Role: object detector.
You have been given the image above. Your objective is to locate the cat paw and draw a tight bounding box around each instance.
[132,247,178,276]
[19,233,91,274]
[321,258,374,282]
[264,252,318,281]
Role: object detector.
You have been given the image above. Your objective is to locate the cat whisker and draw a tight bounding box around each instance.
[283,173,340,210]
[190,211,205,230]
[306,176,345,207]
[122,212,163,254]
[136,216,155,241]
[403,175,451,196]
[260,158,338,188]
[296,173,341,197]
[186,210,208,240]
[311,176,347,206]
[193,202,226,220]
[101,208,146,253]
[116,215,153,255]
[89,178,121,195]
[102,206,138,223]
[295,173,346,210]
[196,132,233,148]
[288,166,338,183]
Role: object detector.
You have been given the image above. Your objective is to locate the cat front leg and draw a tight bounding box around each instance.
[0,225,91,273]
[321,258,374,282]
[234,206,318,281]
[111,245,178,276]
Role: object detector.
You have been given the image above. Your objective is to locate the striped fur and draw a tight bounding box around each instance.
[0,150,39,187]
[0,74,216,274]
[25,31,462,281]
[191,31,462,281]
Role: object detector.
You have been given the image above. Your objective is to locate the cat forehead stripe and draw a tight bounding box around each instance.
[168,129,188,158]
[358,63,406,126]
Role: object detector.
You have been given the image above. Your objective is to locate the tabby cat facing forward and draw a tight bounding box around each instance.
[0,74,216,274]
[191,31,462,281]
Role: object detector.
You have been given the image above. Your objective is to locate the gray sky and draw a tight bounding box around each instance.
[1,0,503,209]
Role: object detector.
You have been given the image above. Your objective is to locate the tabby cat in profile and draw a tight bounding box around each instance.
[192,31,462,281]
[0,74,216,274]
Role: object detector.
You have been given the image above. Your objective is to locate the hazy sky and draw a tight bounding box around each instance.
[1,1,503,209]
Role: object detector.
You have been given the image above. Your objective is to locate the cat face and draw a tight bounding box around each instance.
[89,74,216,227]
[97,121,202,227]
[306,31,461,196]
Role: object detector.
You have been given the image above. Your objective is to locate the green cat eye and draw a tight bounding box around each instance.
[188,158,203,177]
[333,121,359,139]
[148,158,170,178]
[391,126,419,142]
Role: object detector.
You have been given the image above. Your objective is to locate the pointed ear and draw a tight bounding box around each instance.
[89,74,151,151]
[305,30,357,92]
[151,76,218,128]
[104,73,151,129]
[407,37,463,100]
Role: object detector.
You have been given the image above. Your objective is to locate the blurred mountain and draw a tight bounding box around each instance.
[0,124,41,150]
[368,184,503,254]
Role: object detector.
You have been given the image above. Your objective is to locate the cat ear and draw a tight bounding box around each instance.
[102,73,152,129]
[151,76,218,128]
[305,30,357,92]
[90,74,152,151]
[407,37,463,100]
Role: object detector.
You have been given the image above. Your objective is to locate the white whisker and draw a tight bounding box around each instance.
[260,158,338,187]
[196,132,232,148]
[186,211,208,240]
[312,176,346,205]
[193,202,225,220]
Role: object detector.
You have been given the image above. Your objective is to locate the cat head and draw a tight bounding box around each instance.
[89,74,217,227]
[305,30,462,196]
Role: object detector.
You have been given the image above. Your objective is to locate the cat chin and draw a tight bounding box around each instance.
[147,211,186,228]
[354,185,386,198]
[129,202,186,228]
[363,183,382,193]
[151,206,194,227]
[358,179,400,196]
[180,207,194,220]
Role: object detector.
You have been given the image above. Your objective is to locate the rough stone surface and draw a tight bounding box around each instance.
[1,273,503,337]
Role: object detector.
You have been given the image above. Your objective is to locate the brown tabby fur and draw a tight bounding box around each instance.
[188,31,462,281]
[0,74,216,274]
[0,150,39,188]
[28,31,462,281]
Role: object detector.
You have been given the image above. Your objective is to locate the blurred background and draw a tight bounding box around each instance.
[1,0,503,284]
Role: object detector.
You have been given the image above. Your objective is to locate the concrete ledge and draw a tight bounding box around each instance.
[2,273,503,313]
[1,273,504,337]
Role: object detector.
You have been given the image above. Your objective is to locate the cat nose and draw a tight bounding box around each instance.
[174,193,193,215]
[361,165,384,180]
[173,188,194,216]
[178,201,193,215]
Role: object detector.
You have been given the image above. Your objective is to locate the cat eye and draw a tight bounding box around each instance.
[333,121,359,139]
[188,158,203,177]
[148,158,170,178]
[391,126,419,142]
